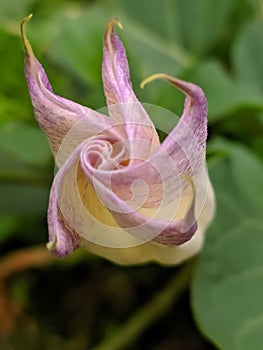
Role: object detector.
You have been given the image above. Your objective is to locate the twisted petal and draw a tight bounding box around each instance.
[82,176,214,265]
[22,16,215,265]
[102,19,159,157]
[106,75,208,210]
[47,143,140,257]
[47,138,214,263]
[21,15,118,159]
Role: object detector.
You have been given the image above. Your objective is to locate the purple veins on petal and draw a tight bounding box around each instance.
[21,15,119,158]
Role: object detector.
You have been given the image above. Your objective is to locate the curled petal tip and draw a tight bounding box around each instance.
[140,73,169,89]
[21,13,33,25]
[106,18,123,33]
[20,13,34,56]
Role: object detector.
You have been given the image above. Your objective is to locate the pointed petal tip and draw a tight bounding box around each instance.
[104,18,124,79]
[20,13,34,56]
[106,18,123,34]
[105,18,123,47]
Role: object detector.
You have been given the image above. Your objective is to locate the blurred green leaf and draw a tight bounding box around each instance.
[45,5,109,87]
[230,144,263,209]
[0,122,51,167]
[173,0,236,54]
[0,0,35,32]
[184,60,263,120]
[104,0,193,77]
[0,215,18,243]
[232,19,263,92]
[192,141,263,350]
[109,0,235,68]
[0,28,33,123]
[0,183,49,215]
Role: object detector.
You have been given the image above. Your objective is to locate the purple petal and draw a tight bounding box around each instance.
[21,15,117,158]
[96,76,208,210]
[21,16,215,265]
[80,178,214,265]
[47,149,82,257]
[80,145,198,246]
[76,75,209,246]
[102,19,136,106]
[48,183,80,257]
[102,19,159,151]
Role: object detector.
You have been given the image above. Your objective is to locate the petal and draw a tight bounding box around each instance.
[141,73,207,167]
[47,129,215,264]
[96,74,208,212]
[102,19,159,151]
[80,145,198,246]
[105,75,209,208]
[48,141,145,255]
[77,75,212,247]
[81,173,215,266]
[81,177,214,265]
[47,149,82,257]
[49,134,195,253]
[102,19,135,106]
[21,15,117,159]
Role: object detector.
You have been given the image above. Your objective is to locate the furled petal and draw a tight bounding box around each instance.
[22,16,215,265]
[21,15,118,160]
[48,173,81,257]
[47,135,214,262]
[102,19,159,156]
[80,178,214,265]
[79,144,197,245]
[47,134,214,263]
[98,74,208,211]
[75,74,210,247]
[47,142,143,257]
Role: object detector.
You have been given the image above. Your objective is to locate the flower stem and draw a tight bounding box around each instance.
[92,260,195,350]
[0,245,52,280]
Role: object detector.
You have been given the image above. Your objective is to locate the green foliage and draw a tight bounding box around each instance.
[47,5,109,87]
[184,60,263,120]
[233,19,263,92]
[1,0,263,348]
[192,141,263,350]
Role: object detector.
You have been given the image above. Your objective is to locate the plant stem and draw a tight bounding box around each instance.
[0,245,53,280]
[93,260,195,350]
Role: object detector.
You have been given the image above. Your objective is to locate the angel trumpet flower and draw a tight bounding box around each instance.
[21,15,215,265]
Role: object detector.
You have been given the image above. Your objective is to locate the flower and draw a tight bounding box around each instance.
[21,15,215,265]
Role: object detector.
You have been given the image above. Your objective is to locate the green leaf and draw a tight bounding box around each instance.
[169,0,236,54]
[0,215,19,243]
[46,5,109,87]
[0,0,36,32]
[230,144,263,210]
[37,0,236,90]
[111,0,235,60]
[0,183,49,215]
[192,141,263,350]
[232,19,263,92]
[0,29,33,123]
[184,60,263,121]
[0,122,51,167]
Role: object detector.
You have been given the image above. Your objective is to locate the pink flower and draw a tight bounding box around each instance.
[21,15,215,265]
